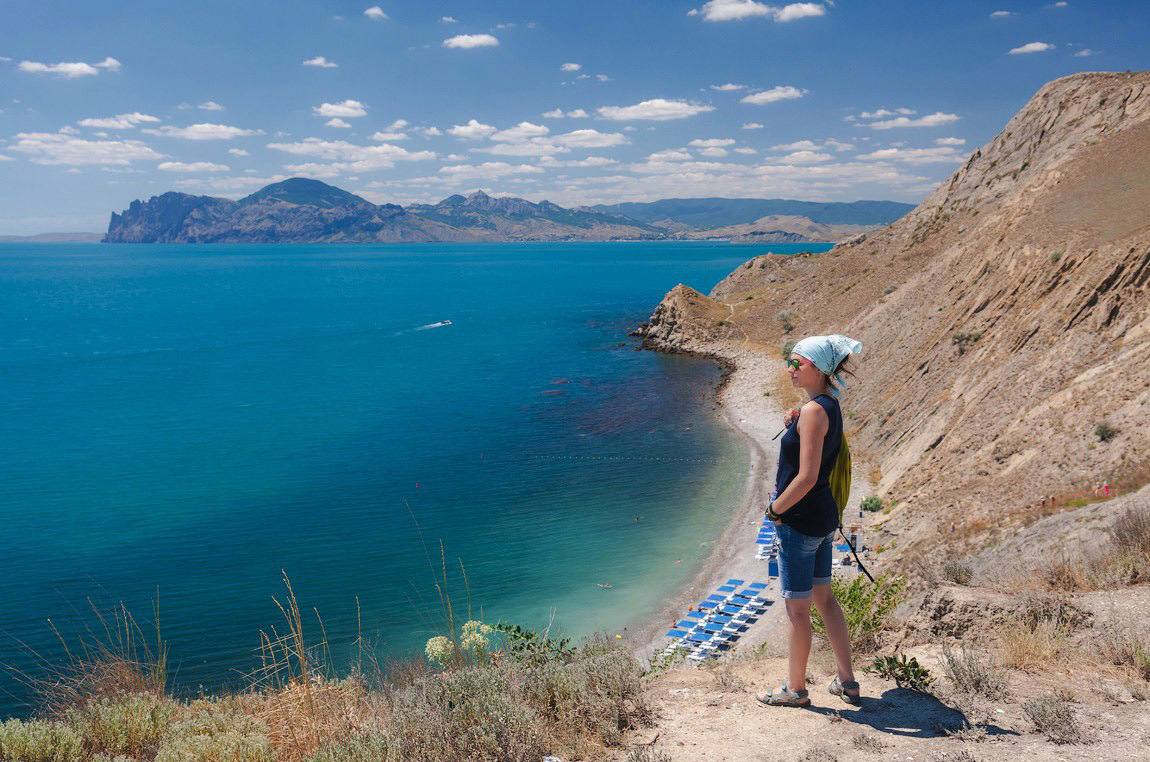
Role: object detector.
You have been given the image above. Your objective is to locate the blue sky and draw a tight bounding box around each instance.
[1,1,1147,233]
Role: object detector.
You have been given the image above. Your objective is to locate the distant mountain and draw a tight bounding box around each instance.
[104,179,663,243]
[0,232,104,243]
[591,198,914,228]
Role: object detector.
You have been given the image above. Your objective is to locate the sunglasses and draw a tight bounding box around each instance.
[785,358,803,371]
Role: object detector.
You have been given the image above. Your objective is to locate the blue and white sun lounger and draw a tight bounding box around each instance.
[726,578,746,586]
[720,605,742,615]
[705,594,726,602]
[688,632,713,643]
[717,585,736,593]
[748,582,767,589]
[697,601,717,610]
[685,610,704,618]
[665,629,688,638]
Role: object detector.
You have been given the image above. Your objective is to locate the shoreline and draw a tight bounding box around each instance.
[628,343,789,660]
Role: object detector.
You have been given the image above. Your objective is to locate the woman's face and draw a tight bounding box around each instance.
[788,353,820,388]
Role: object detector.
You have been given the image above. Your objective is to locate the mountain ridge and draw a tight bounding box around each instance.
[102,180,912,244]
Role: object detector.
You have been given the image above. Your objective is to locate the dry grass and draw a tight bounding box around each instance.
[1000,620,1068,671]
[1022,696,1088,745]
[941,643,1007,699]
[4,572,650,762]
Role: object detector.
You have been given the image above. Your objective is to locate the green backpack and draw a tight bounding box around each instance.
[829,433,851,528]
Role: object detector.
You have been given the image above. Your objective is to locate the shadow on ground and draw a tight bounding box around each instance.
[805,687,1019,739]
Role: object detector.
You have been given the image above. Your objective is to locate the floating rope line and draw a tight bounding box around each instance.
[527,454,735,464]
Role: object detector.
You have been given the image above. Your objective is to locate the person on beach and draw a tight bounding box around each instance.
[756,334,863,708]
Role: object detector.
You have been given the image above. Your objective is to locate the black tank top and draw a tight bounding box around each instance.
[774,393,842,537]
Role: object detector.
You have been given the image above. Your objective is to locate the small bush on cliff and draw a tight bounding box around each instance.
[777,310,795,333]
[0,719,85,762]
[861,496,883,513]
[782,340,795,358]
[951,332,982,355]
[942,561,973,585]
[812,573,907,653]
[941,642,1007,699]
[1023,696,1084,744]
[1095,420,1118,442]
[864,653,933,691]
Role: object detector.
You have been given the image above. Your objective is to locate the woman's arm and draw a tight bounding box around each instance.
[771,401,828,516]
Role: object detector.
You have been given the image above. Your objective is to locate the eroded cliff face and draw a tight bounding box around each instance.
[641,71,1150,552]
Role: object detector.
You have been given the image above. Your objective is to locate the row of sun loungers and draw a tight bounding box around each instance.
[661,579,772,662]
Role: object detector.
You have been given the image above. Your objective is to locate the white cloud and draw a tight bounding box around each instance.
[733,147,757,154]
[448,119,498,139]
[865,112,959,129]
[491,121,550,142]
[326,118,353,128]
[647,149,693,161]
[824,138,855,151]
[856,146,965,164]
[775,150,832,163]
[934,137,965,146]
[697,1,826,23]
[18,56,120,78]
[443,34,499,49]
[710,83,746,91]
[370,131,408,142]
[742,122,764,130]
[438,162,544,180]
[157,161,229,172]
[364,6,388,21]
[198,101,225,111]
[597,99,715,121]
[542,108,589,119]
[990,10,1016,17]
[554,129,628,147]
[1009,41,1055,54]
[10,132,165,165]
[313,100,368,118]
[143,123,263,140]
[171,174,290,195]
[740,86,806,105]
[689,138,736,148]
[267,138,436,174]
[1051,2,1068,8]
[595,74,610,82]
[441,16,457,23]
[303,56,338,68]
[0,154,13,161]
[859,107,915,119]
[228,148,249,157]
[478,142,569,157]
[771,139,819,151]
[538,156,619,168]
[698,147,729,157]
[1074,48,1098,57]
[385,119,409,131]
[561,63,582,72]
[416,126,443,137]
[77,112,161,129]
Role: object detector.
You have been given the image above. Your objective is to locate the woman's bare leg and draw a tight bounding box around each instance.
[812,583,856,690]
[784,598,813,691]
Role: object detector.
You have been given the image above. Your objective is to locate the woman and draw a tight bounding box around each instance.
[756,334,862,708]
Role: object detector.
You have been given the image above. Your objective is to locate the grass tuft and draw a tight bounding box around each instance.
[1022,696,1086,744]
[941,643,1007,699]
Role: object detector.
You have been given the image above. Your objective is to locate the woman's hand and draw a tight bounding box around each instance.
[783,408,799,427]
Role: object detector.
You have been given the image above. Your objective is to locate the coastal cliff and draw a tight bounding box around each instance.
[639,71,1150,553]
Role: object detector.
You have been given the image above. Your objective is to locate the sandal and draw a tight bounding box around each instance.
[755,681,810,708]
[828,676,861,705]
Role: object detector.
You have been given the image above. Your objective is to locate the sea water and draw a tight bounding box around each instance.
[0,241,829,715]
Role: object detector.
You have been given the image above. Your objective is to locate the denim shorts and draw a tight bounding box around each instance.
[777,523,836,599]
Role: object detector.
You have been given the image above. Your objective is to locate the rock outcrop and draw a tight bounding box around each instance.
[640,71,1150,555]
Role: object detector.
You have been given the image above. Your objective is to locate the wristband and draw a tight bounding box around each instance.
[767,501,782,521]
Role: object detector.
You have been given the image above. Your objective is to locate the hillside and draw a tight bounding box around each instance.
[103,179,663,243]
[638,70,1150,555]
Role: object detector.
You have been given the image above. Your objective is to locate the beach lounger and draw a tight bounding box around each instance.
[684,610,703,619]
[719,605,742,615]
[665,629,688,638]
[705,594,726,602]
[697,601,716,610]
[717,585,736,593]
[726,578,745,586]
[748,582,767,589]
[687,632,713,643]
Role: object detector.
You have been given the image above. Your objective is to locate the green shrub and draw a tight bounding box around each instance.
[777,310,795,333]
[952,332,983,355]
[941,642,1007,699]
[782,340,795,358]
[1095,421,1118,442]
[812,574,907,653]
[1022,696,1082,744]
[864,653,933,691]
[155,705,272,762]
[1049,249,1063,263]
[305,734,395,762]
[0,719,85,762]
[68,692,179,759]
[942,561,973,585]
[860,496,884,513]
[882,285,897,295]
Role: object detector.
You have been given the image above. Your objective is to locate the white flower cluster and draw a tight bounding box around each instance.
[424,620,494,666]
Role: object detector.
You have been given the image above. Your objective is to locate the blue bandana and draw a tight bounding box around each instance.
[792,334,863,399]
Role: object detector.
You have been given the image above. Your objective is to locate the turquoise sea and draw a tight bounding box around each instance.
[0,241,828,715]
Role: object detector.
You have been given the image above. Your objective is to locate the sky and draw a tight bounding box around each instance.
[1,1,1147,234]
